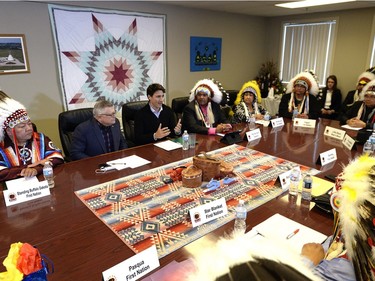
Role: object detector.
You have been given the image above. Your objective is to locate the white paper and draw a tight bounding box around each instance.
[107,155,151,170]
[253,213,327,253]
[341,124,362,131]
[153,140,183,151]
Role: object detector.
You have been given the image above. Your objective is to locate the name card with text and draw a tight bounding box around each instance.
[293,118,316,128]
[189,197,228,228]
[342,134,356,150]
[271,117,284,128]
[102,246,159,281]
[246,128,262,142]
[317,148,337,166]
[324,126,346,140]
[3,178,51,207]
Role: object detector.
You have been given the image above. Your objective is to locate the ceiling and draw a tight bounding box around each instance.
[158,0,375,17]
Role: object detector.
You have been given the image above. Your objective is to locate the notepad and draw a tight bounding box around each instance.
[298,175,334,196]
[154,140,183,151]
[252,213,328,253]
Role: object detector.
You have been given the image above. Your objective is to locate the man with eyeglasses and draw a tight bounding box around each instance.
[70,99,127,160]
[340,79,375,129]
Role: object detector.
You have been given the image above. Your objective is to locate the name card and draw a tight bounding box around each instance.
[271,117,284,128]
[293,118,316,128]
[324,126,346,140]
[342,134,356,150]
[189,197,228,228]
[316,148,337,166]
[275,166,301,192]
[102,246,159,281]
[246,128,261,142]
[3,179,51,207]
[292,126,315,135]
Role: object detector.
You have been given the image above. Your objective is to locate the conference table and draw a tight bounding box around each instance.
[0,118,363,280]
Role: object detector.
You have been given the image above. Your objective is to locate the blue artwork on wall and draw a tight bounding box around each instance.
[190,36,221,72]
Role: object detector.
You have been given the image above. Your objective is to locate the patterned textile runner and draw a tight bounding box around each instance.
[75,144,318,258]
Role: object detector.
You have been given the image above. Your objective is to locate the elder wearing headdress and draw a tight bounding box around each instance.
[342,67,375,112]
[182,79,231,135]
[340,78,375,129]
[0,91,64,182]
[278,70,320,119]
[232,80,266,123]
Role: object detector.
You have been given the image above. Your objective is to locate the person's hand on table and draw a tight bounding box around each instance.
[347,118,365,128]
[20,167,38,178]
[296,113,309,119]
[301,243,325,266]
[216,123,232,133]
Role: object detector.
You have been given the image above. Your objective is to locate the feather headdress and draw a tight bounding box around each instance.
[234,80,262,105]
[189,79,223,104]
[0,92,30,142]
[330,154,375,281]
[286,70,320,96]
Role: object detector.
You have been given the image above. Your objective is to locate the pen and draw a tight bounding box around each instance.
[110,163,126,165]
[286,228,299,239]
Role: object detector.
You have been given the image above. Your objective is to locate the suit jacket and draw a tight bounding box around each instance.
[182,101,228,134]
[278,93,320,119]
[70,118,127,161]
[317,88,342,119]
[340,101,375,129]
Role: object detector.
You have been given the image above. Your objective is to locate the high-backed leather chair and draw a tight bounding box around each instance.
[58,108,93,162]
[171,96,189,120]
[122,101,148,147]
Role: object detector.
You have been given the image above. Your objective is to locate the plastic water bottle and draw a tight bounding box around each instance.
[363,140,373,154]
[289,167,300,196]
[43,161,55,188]
[301,173,313,201]
[369,124,375,152]
[182,130,189,150]
[233,200,247,234]
[264,111,271,121]
[248,114,256,130]
[292,107,298,120]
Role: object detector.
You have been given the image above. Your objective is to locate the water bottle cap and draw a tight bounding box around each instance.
[239,199,244,204]
[184,130,187,133]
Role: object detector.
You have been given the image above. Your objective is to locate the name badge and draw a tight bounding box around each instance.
[324,126,346,140]
[271,117,284,128]
[102,246,160,281]
[293,118,316,128]
[246,128,261,142]
[342,134,356,150]
[3,178,51,207]
[317,148,337,166]
[189,197,228,228]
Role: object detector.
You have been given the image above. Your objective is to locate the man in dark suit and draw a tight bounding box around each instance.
[70,100,127,160]
[182,79,231,134]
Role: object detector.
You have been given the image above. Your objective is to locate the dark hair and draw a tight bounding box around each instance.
[147,83,165,97]
[326,75,338,90]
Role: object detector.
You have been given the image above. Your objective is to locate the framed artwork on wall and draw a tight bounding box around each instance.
[0,34,30,75]
[190,36,222,72]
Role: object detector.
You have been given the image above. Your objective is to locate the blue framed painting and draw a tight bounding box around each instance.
[190,36,221,72]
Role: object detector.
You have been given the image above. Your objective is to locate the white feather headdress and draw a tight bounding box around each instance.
[286,70,320,96]
[0,91,30,142]
[189,79,223,104]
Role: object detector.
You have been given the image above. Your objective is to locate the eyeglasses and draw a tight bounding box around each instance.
[100,113,116,117]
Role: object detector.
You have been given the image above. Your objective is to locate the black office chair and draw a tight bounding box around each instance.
[58,108,93,162]
[122,101,148,147]
[171,96,189,120]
